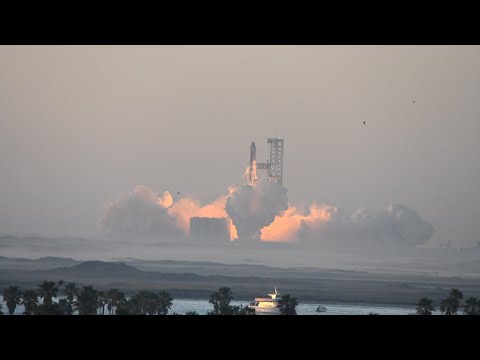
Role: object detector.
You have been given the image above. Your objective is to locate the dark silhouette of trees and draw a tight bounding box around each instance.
[97,291,108,315]
[3,286,22,315]
[440,288,463,315]
[37,281,59,307]
[463,297,480,315]
[22,289,39,315]
[63,282,78,315]
[232,304,255,315]
[75,286,99,315]
[156,290,173,315]
[277,294,298,315]
[209,287,234,315]
[106,288,124,315]
[416,297,435,315]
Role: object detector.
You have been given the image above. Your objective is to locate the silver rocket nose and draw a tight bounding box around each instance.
[250,142,256,162]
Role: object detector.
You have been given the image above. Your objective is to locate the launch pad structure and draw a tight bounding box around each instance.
[250,137,284,186]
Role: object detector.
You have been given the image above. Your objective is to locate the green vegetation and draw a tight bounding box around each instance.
[21,289,39,315]
[0,281,172,315]
[63,282,78,315]
[416,297,435,315]
[37,281,59,307]
[75,285,98,315]
[206,287,255,315]
[415,288,480,316]
[3,286,22,315]
[439,288,463,315]
[277,294,298,315]
[463,297,480,315]
[106,288,124,315]
[3,280,480,315]
[208,287,234,315]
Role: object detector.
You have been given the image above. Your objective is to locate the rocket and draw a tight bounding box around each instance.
[249,142,256,184]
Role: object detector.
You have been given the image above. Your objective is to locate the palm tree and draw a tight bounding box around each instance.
[115,298,135,315]
[463,297,479,315]
[416,297,435,315]
[63,282,78,315]
[156,290,173,315]
[74,285,98,315]
[37,281,58,307]
[132,290,157,315]
[97,291,107,315]
[209,287,233,315]
[277,294,298,315]
[3,286,22,315]
[231,304,254,315]
[440,288,464,315]
[57,299,69,315]
[449,289,463,301]
[106,288,125,315]
[22,289,39,315]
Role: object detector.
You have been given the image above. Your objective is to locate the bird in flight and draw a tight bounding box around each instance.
[412,100,416,103]
[363,121,366,125]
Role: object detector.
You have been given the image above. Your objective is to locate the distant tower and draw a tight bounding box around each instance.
[257,137,284,186]
[267,138,284,186]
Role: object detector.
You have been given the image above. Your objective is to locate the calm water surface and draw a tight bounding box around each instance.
[0,296,416,315]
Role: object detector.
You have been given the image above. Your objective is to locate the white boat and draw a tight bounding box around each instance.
[248,288,282,315]
[315,305,327,313]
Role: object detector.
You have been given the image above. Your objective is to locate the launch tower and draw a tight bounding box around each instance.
[250,137,284,186]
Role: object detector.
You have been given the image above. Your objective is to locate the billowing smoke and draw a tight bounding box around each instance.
[226,178,288,240]
[99,185,183,240]
[99,155,434,248]
[263,202,435,248]
[100,182,433,248]
[100,185,238,240]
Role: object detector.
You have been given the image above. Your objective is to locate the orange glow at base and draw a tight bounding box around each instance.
[260,203,334,242]
[167,193,238,240]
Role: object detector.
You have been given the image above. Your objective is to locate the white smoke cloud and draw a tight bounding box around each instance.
[99,178,434,248]
[99,185,184,240]
[297,203,434,248]
[226,178,288,240]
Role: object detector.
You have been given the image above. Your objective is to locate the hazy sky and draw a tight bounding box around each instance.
[0,45,479,246]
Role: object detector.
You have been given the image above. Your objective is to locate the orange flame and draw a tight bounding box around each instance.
[244,161,258,186]
[260,203,334,242]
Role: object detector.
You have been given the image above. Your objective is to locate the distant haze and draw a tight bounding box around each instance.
[0,46,479,247]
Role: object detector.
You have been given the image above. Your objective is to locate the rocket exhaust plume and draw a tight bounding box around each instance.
[99,139,434,248]
[226,177,289,241]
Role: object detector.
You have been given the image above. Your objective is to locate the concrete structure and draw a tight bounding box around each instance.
[190,217,230,242]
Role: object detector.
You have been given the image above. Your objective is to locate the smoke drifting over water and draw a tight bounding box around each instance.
[100,169,434,248]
